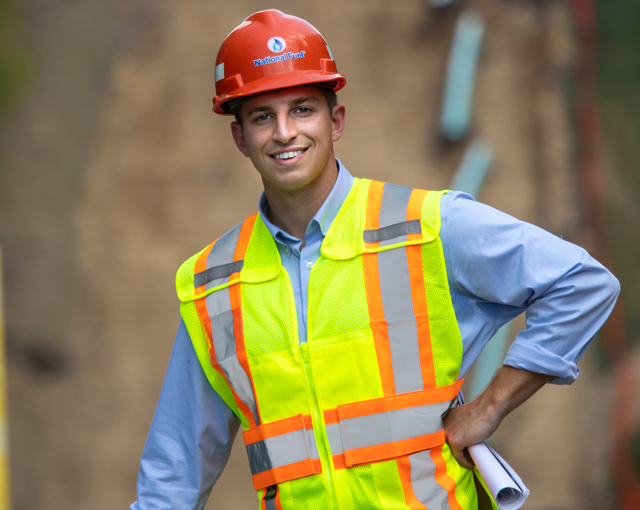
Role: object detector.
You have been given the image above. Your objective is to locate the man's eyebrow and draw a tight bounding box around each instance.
[291,96,319,106]
[245,96,319,117]
[245,105,272,116]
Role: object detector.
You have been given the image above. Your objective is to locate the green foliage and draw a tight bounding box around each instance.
[595,0,640,347]
[0,0,30,116]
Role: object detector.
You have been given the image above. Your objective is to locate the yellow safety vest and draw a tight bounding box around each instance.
[176,178,479,510]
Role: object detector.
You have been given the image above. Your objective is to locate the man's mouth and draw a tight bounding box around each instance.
[272,149,307,160]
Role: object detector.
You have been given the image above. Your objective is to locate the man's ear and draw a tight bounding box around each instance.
[331,103,346,143]
[231,121,250,157]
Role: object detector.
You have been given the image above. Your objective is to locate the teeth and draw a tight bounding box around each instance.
[274,150,304,160]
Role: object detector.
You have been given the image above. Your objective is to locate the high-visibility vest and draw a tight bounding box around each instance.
[176,178,479,510]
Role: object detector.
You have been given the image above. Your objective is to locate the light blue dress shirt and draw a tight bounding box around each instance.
[131,161,619,510]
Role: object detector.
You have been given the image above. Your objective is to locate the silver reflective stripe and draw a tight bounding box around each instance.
[246,430,310,475]
[265,498,276,510]
[339,400,451,451]
[325,423,343,454]
[246,440,271,474]
[379,184,415,247]
[305,428,320,459]
[377,247,423,394]
[194,260,244,287]
[215,63,225,82]
[204,223,243,290]
[206,286,260,425]
[363,220,421,243]
[409,449,452,510]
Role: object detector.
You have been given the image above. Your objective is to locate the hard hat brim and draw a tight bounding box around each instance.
[213,71,346,115]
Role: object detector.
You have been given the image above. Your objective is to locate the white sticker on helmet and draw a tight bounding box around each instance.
[267,37,287,53]
[326,45,334,61]
[215,63,224,83]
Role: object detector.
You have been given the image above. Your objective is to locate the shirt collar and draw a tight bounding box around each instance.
[258,158,355,246]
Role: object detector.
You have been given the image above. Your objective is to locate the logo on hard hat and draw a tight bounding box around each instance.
[267,37,286,53]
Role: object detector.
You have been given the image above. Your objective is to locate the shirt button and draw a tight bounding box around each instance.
[306,261,313,269]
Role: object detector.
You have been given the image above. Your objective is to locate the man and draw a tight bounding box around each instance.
[131,9,619,510]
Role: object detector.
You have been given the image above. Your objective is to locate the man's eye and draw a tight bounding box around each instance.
[256,114,270,121]
[296,107,310,114]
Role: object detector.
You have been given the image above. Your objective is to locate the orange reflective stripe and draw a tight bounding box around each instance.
[193,238,257,426]
[194,293,256,427]
[274,487,284,510]
[252,459,322,491]
[344,431,445,468]
[323,408,339,425]
[232,213,257,273]
[337,379,461,420]
[406,189,437,389]
[303,414,314,429]
[364,256,395,396]
[332,454,346,470]
[431,445,464,510]
[243,414,308,445]
[194,242,216,352]
[397,456,428,510]
[406,189,427,241]
[407,250,436,389]
[364,180,395,396]
[230,213,261,427]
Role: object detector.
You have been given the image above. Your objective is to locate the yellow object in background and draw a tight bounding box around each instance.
[0,250,10,510]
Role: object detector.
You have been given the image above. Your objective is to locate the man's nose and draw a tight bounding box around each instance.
[272,112,297,144]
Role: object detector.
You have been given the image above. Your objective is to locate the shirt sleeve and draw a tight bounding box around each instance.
[440,191,620,385]
[130,320,241,510]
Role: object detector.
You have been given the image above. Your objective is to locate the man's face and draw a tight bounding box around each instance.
[230,87,346,194]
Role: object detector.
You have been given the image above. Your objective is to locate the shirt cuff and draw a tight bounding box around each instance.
[503,340,580,385]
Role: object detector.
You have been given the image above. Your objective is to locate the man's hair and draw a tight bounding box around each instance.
[232,87,338,127]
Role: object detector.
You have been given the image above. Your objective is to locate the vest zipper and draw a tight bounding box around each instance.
[298,341,340,510]
[302,260,341,510]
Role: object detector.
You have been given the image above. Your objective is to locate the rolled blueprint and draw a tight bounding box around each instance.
[468,442,529,510]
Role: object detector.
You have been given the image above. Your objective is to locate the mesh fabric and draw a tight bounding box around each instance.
[243,275,294,358]
[287,474,331,510]
[308,256,383,409]
[321,178,369,259]
[343,464,379,510]
[421,236,463,387]
[176,245,209,302]
[308,257,370,341]
[243,217,281,274]
[371,461,411,510]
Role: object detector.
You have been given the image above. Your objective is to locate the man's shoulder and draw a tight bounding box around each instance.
[175,214,258,302]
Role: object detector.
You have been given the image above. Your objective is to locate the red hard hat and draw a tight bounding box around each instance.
[212,9,346,115]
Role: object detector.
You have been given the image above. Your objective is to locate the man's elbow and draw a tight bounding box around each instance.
[603,270,621,303]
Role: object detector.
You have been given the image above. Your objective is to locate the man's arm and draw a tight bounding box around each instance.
[443,366,551,469]
[439,191,620,469]
[441,191,620,386]
[131,320,240,510]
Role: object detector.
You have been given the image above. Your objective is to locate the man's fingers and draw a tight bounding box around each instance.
[450,444,475,470]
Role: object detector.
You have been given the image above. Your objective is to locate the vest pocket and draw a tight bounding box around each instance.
[308,330,384,410]
[325,379,462,468]
[249,349,309,423]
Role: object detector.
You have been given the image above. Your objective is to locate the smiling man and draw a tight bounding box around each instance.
[131,9,619,510]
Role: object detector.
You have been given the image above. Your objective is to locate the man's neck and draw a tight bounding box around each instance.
[263,159,339,244]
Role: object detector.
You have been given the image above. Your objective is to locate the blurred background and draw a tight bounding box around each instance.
[0,0,639,509]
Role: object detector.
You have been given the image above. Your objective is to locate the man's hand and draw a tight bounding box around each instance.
[443,366,551,469]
